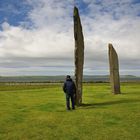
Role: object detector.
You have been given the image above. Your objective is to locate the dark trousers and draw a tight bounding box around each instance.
[66,94,75,109]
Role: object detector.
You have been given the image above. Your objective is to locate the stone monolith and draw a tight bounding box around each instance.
[108,43,121,94]
[73,6,84,105]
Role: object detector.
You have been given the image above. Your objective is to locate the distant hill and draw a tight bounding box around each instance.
[0,75,140,83]
[83,75,140,82]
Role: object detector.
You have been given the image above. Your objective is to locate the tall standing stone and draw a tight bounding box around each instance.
[108,43,121,94]
[73,6,84,105]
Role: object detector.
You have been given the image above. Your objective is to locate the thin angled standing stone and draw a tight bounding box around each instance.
[73,6,85,105]
[108,43,121,94]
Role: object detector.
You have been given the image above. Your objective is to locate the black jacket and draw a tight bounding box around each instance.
[63,78,76,95]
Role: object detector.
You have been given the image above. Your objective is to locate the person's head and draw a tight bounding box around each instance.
[66,75,71,80]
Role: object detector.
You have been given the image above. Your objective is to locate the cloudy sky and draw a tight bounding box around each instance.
[0,0,140,76]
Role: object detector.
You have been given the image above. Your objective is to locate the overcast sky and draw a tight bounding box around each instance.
[0,0,140,76]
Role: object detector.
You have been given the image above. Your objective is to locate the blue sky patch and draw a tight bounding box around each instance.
[132,0,140,4]
[0,0,32,26]
[76,0,89,15]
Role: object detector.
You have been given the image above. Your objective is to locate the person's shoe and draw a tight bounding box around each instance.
[72,107,75,110]
[67,108,71,110]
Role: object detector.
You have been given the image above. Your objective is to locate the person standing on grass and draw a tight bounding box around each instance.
[63,75,76,110]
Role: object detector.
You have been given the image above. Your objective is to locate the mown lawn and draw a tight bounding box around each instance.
[0,83,140,140]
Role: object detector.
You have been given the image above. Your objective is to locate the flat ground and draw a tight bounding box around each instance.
[0,83,140,140]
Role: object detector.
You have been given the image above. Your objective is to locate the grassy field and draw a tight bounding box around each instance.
[0,83,140,140]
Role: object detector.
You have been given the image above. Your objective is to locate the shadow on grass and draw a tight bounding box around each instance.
[122,91,140,95]
[80,99,140,109]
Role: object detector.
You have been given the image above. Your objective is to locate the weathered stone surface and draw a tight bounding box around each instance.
[73,6,84,105]
[108,43,121,94]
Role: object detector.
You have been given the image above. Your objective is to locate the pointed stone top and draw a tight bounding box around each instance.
[108,43,118,58]
[108,43,113,46]
[108,43,113,50]
[74,6,79,16]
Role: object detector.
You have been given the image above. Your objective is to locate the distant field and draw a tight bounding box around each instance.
[0,75,140,83]
[0,83,140,140]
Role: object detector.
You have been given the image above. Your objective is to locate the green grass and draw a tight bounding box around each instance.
[0,83,140,140]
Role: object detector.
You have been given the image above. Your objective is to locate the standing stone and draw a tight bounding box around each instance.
[108,43,121,94]
[73,6,84,105]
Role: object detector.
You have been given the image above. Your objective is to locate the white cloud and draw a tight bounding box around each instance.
[81,0,140,72]
[0,23,73,58]
[0,0,140,76]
